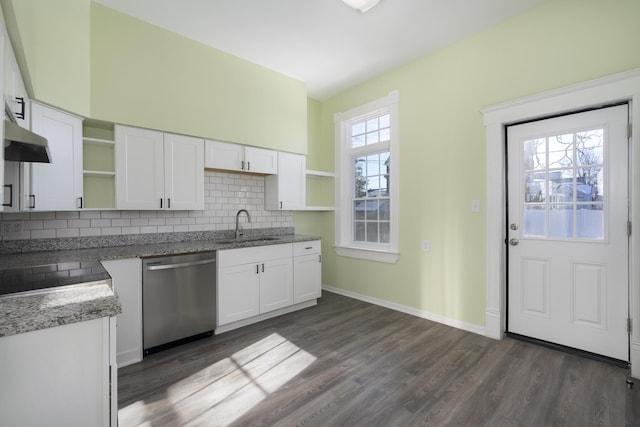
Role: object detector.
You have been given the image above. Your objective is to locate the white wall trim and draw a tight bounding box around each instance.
[481,67,640,379]
[323,285,485,336]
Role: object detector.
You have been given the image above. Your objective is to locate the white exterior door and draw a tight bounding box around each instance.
[507,105,629,361]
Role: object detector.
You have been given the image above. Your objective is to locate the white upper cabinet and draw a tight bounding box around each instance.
[204,140,243,172]
[164,132,205,210]
[205,139,277,174]
[115,125,204,210]
[244,146,277,174]
[23,102,83,211]
[265,152,306,210]
[115,126,164,210]
[3,25,28,129]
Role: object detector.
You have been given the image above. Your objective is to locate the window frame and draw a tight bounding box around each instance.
[334,91,399,263]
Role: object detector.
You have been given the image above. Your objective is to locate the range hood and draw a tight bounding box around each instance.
[4,103,51,163]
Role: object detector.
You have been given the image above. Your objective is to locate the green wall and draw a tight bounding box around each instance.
[90,3,307,153]
[295,0,640,327]
[5,1,307,154]
[4,0,91,116]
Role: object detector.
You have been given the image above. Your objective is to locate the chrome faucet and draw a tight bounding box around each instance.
[235,209,251,239]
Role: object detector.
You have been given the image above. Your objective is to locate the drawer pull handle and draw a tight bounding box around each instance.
[305,246,312,250]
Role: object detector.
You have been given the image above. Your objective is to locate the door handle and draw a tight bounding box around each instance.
[509,238,519,246]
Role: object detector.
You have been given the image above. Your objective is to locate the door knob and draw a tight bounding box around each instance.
[509,238,519,246]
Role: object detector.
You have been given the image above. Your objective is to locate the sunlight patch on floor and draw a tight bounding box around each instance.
[119,333,317,426]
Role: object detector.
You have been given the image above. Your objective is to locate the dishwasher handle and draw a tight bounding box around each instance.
[145,258,216,271]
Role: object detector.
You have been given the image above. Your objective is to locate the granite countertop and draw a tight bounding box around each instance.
[0,280,121,337]
[0,233,319,338]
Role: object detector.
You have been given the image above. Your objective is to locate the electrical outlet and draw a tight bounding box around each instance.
[471,200,481,212]
[2,221,24,238]
[422,240,430,252]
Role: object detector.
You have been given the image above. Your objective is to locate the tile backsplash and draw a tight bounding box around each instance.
[0,171,292,241]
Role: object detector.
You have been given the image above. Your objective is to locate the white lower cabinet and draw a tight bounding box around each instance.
[293,240,322,303]
[0,317,117,427]
[217,243,293,326]
[101,258,142,367]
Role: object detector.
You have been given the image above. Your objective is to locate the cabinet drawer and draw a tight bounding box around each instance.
[219,243,292,266]
[293,240,321,256]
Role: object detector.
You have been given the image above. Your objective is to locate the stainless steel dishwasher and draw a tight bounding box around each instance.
[142,251,216,355]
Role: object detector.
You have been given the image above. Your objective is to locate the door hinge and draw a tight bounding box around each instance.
[628,221,632,237]
[628,123,632,139]
[628,318,633,334]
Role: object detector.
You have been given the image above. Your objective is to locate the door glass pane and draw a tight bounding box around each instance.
[576,203,604,239]
[524,205,545,236]
[521,127,605,240]
[548,204,573,238]
[549,169,574,202]
[525,172,545,202]
[523,138,546,170]
[548,133,574,169]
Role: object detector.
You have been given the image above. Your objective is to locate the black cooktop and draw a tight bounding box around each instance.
[0,260,110,296]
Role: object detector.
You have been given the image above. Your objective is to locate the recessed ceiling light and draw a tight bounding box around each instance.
[342,0,382,13]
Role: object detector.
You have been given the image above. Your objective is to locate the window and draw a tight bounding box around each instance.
[334,91,399,263]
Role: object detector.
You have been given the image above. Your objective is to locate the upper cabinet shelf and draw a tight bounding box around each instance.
[305,169,335,178]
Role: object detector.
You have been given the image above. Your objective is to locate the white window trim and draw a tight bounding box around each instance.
[334,90,400,263]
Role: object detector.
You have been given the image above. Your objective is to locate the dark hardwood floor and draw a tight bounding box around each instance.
[118,291,639,426]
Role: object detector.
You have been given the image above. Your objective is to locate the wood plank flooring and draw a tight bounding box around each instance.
[118,291,639,426]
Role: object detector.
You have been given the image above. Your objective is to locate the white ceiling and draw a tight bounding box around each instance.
[94,0,547,101]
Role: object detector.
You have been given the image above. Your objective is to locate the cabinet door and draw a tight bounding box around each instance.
[205,139,244,171]
[264,152,306,210]
[2,161,19,212]
[164,133,204,210]
[3,29,28,129]
[101,258,142,368]
[259,256,293,313]
[218,262,260,325]
[26,103,83,211]
[294,253,322,303]
[245,146,277,174]
[0,318,109,427]
[115,126,164,210]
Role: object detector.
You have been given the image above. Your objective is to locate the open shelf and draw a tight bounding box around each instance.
[83,120,116,209]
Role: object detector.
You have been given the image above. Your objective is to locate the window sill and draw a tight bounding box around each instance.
[334,246,399,263]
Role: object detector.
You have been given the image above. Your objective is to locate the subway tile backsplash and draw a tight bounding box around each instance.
[0,171,292,241]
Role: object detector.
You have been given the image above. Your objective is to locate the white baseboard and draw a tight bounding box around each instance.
[322,286,485,336]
